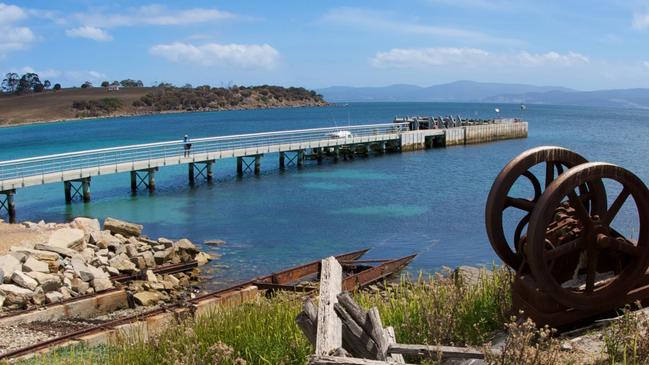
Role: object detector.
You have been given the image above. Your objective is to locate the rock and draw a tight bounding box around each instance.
[71,278,90,294]
[158,237,174,248]
[133,291,159,306]
[106,266,120,276]
[71,217,100,236]
[0,293,4,308]
[109,253,137,273]
[154,249,174,265]
[26,272,61,292]
[88,231,103,246]
[104,217,143,238]
[124,244,138,258]
[48,228,86,251]
[145,270,157,282]
[32,288,46,305]
[152,244,166,251]
[11,271,39,291]
[22,257,50,273]
[9,251,27,263]
[45,291,64,304]
[130,256,147,270]
[10,247,60,263]
[34,244,78,258]
[194,252,212,266]
[71,257,93,282]
[204,239,225,246]
[175,239,199,255]
[166,274,180,287]
[98,231,122,249]
[0,255,22,283]
[60,286,74,299]
[92,278,113,292]
[454,266,489,287]
[138,251,155,268]
[80,248,95,262]
[0,284,34,305]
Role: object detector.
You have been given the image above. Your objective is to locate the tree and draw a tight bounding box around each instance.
[111,80,120,86]
[81,81,92,88]
[53,83,61,91]
[101,81,110,87]
[1,72,19,94]
[16,73,42,94]
[43,80,51,90]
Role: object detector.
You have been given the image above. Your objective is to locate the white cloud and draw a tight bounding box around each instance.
[319,7,522,45]
[633,11,649,30]
[150,42,280,70]
[66,26,112,41]
[0,3,36,58]
[370,47,589,69]
[73,5,235,28]
[643,61,649,71]
[517,51,589,67]
[371,48,490,68]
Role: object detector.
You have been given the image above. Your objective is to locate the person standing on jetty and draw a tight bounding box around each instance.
[183,134,192,157]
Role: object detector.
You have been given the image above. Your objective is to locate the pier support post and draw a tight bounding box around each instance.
[297,150,305,168]
[316,148,323,164]
[206,161,213,182]
[237,157,243,176]
[0,189,16,223]
[254,155,261,175]
[130,168,157,193]
[64,178,91,203]
[334,146,340,162]
[82,178,91,202]
[188,163,195,185]
[279,152,286,169]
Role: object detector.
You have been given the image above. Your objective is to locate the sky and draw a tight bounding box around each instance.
[1,1,649,90]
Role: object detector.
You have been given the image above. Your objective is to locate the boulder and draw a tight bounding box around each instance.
[32,288,46,305]
[154,249,174,265]
[27,272,62,292]
[106,266,120,276]
[104,217,143,238]
[23,257,50,273]
[109,253,137,273]
[80,248,95,262]
[71,217,100,236]
[0,284,34,305]
[60,286,74,299]
[45,291,64,304]
[139,251,156,268]
[10,247,60,266]
[124,244,138,258]
[71,278,90,294]
[84,265,109,280]
[71,257,93,281]
[0,255,22,283]
[145,270,157,282]
[0,293,5,308]
[194,252,212,266]
[158,237,174,248]
[166,274,180,287]
[34,244,77,258]
[92,278,113,292]
[11,271,39,291]
[204,239,226,246]
[454,266,489,287]
[175,239,199,255]
[130,256,147,270]
[133,291,159,306]
[48,228,86,251]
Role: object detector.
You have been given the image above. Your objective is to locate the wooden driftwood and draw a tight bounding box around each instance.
[309,355,415,365]
[384,326,404,363]
[388,343,485,360]
[315,257,343,356]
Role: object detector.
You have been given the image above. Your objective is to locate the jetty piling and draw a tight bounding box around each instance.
[0,121,527,218]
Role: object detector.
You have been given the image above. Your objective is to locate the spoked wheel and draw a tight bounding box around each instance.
[527,162,649,311]
[485,146,607,269]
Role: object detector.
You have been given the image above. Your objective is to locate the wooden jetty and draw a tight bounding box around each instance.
[0,121,527,221]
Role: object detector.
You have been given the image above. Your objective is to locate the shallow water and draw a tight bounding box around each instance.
[1,102,648,288]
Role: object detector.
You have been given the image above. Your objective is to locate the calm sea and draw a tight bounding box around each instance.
[1,102,648,288]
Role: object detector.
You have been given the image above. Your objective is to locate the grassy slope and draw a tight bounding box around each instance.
[0,88,150,126]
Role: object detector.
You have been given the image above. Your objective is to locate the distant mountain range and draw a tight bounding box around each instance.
[317,81,649,109]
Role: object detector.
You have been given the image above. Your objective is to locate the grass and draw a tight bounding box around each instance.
[14,266,514,365]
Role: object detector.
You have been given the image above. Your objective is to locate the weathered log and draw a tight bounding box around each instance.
[334,303,378,359]
[367,307,389,360]
[337,292,368,325]
[388,343,485,360]
[309,355,414,365]
[316,257,343,356]
[384,327,404,364]
[297,311,318,347]
[304,297,318,322]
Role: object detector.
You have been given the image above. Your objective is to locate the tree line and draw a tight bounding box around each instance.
[1,72,58,95]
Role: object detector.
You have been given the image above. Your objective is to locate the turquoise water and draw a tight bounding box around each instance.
[2,103,649,288]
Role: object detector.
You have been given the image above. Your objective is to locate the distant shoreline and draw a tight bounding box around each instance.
[0,103,329,129]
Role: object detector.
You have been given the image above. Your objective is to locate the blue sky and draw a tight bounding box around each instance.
[1,1,649,90]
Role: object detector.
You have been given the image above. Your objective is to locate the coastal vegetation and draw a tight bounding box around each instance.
[0,72,326,126]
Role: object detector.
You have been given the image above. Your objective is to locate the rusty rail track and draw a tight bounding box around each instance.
[0,248,417,361]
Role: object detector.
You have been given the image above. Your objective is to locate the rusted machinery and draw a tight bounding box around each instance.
[486,146,649,327]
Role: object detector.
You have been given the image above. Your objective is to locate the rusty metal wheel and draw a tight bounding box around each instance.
[527,162,649,311]
[485,146,606,269]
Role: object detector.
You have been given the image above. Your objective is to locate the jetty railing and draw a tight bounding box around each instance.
[0,123,409,183]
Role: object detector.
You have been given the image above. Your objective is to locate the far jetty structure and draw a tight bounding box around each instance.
[0,119,527,221]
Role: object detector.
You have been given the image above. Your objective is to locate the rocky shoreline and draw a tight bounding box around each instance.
[0,217,213,311]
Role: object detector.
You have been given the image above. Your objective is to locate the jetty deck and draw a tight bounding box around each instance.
[0,121,527,221]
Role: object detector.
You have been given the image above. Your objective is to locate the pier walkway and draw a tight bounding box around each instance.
[0,121,527,221]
